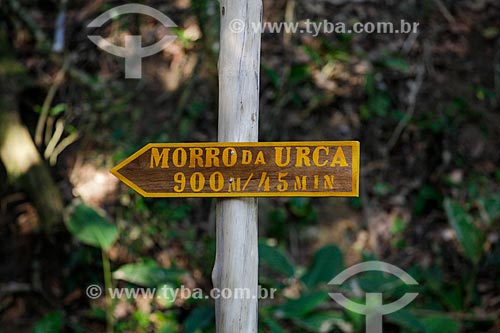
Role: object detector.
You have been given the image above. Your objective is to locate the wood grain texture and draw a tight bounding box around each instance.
[110,142,360,197]
[214,0,261,331]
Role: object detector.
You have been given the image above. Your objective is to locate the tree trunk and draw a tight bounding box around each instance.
[0,110,64,234]
[0,53,63,235]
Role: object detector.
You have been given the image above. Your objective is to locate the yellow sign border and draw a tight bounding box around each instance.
[110,141,360,198]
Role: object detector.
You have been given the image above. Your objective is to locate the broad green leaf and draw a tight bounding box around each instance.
[382,57,409,72]
[32,311,64,333]
[438,285,463,311]
[183,306,215,333]
[421,315,461,333]
[301,245,344,289]
[262,317,287,333]
[293,311,343,333]
[259,241,295,278]
[276,291,330,319]
[113,260,184,287]
[444,199,485,264]
[357,270,402,293]
[66,204,118,250]
[387,309,425,332]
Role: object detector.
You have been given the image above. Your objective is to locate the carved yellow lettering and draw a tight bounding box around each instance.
[222,148,237,167]
[190,172,205,192]
[173,172,186,192]
[330,147,348,167]
[254,151,266,165]
[275,147,291,167]
[312,147,328,167]
[189,148,204,168]
[277,172,288,192]
[295,147,311,167]
[150,148,170,168]
[229,177,241,192]
[242,150,252,164]
[294,176,307,190]
[205,148,220,167]
[172,148,187,167]
[209,172,224,192]
[258,172,270,191]
[323,175,335,189]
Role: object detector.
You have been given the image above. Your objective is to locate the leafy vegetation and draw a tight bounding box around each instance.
[0,0,498,332]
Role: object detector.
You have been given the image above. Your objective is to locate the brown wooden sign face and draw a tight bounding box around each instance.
[110,141,360,198]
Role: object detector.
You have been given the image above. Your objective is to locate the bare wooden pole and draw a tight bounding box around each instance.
[212,0,262,332]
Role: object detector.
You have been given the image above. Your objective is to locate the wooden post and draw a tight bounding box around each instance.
[212,0,262,332]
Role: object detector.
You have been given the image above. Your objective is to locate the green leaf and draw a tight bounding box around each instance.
[50,103,66,116]
[113,260,184,287]
[152,310,179,333]
[293,311,343,333]
[479,192,500,224]
[259,241,295,278]
[183,306,215,333]
[301,245,344,289]
[289,64,310,83]
[357,269,401,293]
[276,291,330,319]
[262,317,287,333]
[387,309,425,332]
[263,65,280,88]
[132,311,150,329]
[87,307,107,321]
[32,311,64,333]
[66,204,118,250]
[421,315,461,333]
[444,199,485,264]
[390,216,406,235]
[382,57,409,72]
[414,186,442,215]
[289,197,317,224]
[370,94,391,117]
[438,285,463,311]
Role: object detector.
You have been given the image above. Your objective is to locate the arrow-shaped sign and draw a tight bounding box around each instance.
[110,141,360,198]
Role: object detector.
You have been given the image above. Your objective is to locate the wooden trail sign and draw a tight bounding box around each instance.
[110,141,360,198]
